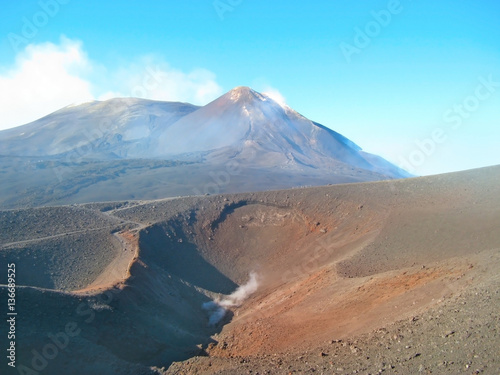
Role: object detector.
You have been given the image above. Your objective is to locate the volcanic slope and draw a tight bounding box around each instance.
[0,98,200,158]
[0,165,499,374]
[0,87,409,208]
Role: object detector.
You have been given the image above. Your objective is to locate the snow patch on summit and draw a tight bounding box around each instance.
[242,105,250,117]
[229,86,268,103]
[230,89,243,102]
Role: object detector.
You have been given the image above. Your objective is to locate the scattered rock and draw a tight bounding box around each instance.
[443,330,455,338]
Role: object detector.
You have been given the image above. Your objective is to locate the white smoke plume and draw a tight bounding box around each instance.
[202,271,259,326]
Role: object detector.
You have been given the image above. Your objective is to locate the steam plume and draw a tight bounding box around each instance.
[202,272,259,326]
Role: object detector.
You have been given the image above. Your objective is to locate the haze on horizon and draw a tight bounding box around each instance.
[0,0,499,176]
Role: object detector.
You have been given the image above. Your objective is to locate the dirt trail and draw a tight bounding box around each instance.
[0,225,117,248]
[74,209,149,293]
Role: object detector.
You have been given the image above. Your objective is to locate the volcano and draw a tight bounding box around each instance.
[0,87,409,208]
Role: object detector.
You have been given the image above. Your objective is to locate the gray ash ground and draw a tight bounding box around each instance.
[166,269,500,375]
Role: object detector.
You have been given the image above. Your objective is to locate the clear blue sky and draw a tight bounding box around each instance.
[1,0,499,175]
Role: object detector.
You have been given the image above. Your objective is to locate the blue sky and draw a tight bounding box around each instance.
[1,0,499,175]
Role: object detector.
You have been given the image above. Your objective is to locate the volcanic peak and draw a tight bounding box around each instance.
[227,86,268,103]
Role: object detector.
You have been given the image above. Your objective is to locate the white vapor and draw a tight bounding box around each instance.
[0,37,223,131]
[202,271,259,326]
[0,37,94,131]
[98,56,223,105]
[262,87,287,107]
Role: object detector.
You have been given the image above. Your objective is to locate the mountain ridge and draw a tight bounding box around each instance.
[0,86,411,208]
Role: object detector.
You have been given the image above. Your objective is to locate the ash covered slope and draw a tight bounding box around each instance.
[0,86,407,178]
[155,86,408,177]
[0,87,410,208]
[0,98,200,159]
